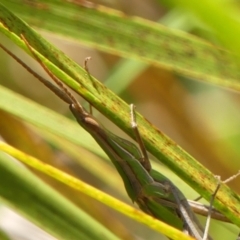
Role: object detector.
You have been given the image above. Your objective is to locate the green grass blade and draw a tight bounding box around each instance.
[0,142,194,240]
[1,1,240,91]
[0,151,119,240]
[0,85,103,157]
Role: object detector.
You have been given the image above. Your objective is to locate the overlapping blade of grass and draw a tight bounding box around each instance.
[0,150,120,240]
[0,142,194,240]
[1,0,240,91]
[0,86,102,157]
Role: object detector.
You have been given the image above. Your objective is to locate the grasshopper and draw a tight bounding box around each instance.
[0,36,214,239]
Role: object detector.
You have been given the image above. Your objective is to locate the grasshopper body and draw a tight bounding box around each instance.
[70,104,210,239]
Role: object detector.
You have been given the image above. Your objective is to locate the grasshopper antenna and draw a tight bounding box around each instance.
[0,42,73,105]
[20,34,85,116]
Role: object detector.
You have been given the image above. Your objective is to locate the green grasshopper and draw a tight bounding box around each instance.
[0,37,213,240]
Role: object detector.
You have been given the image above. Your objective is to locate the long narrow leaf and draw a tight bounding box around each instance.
[0,151,119,240]
[0,142,194,240]
[1,0,240,91]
